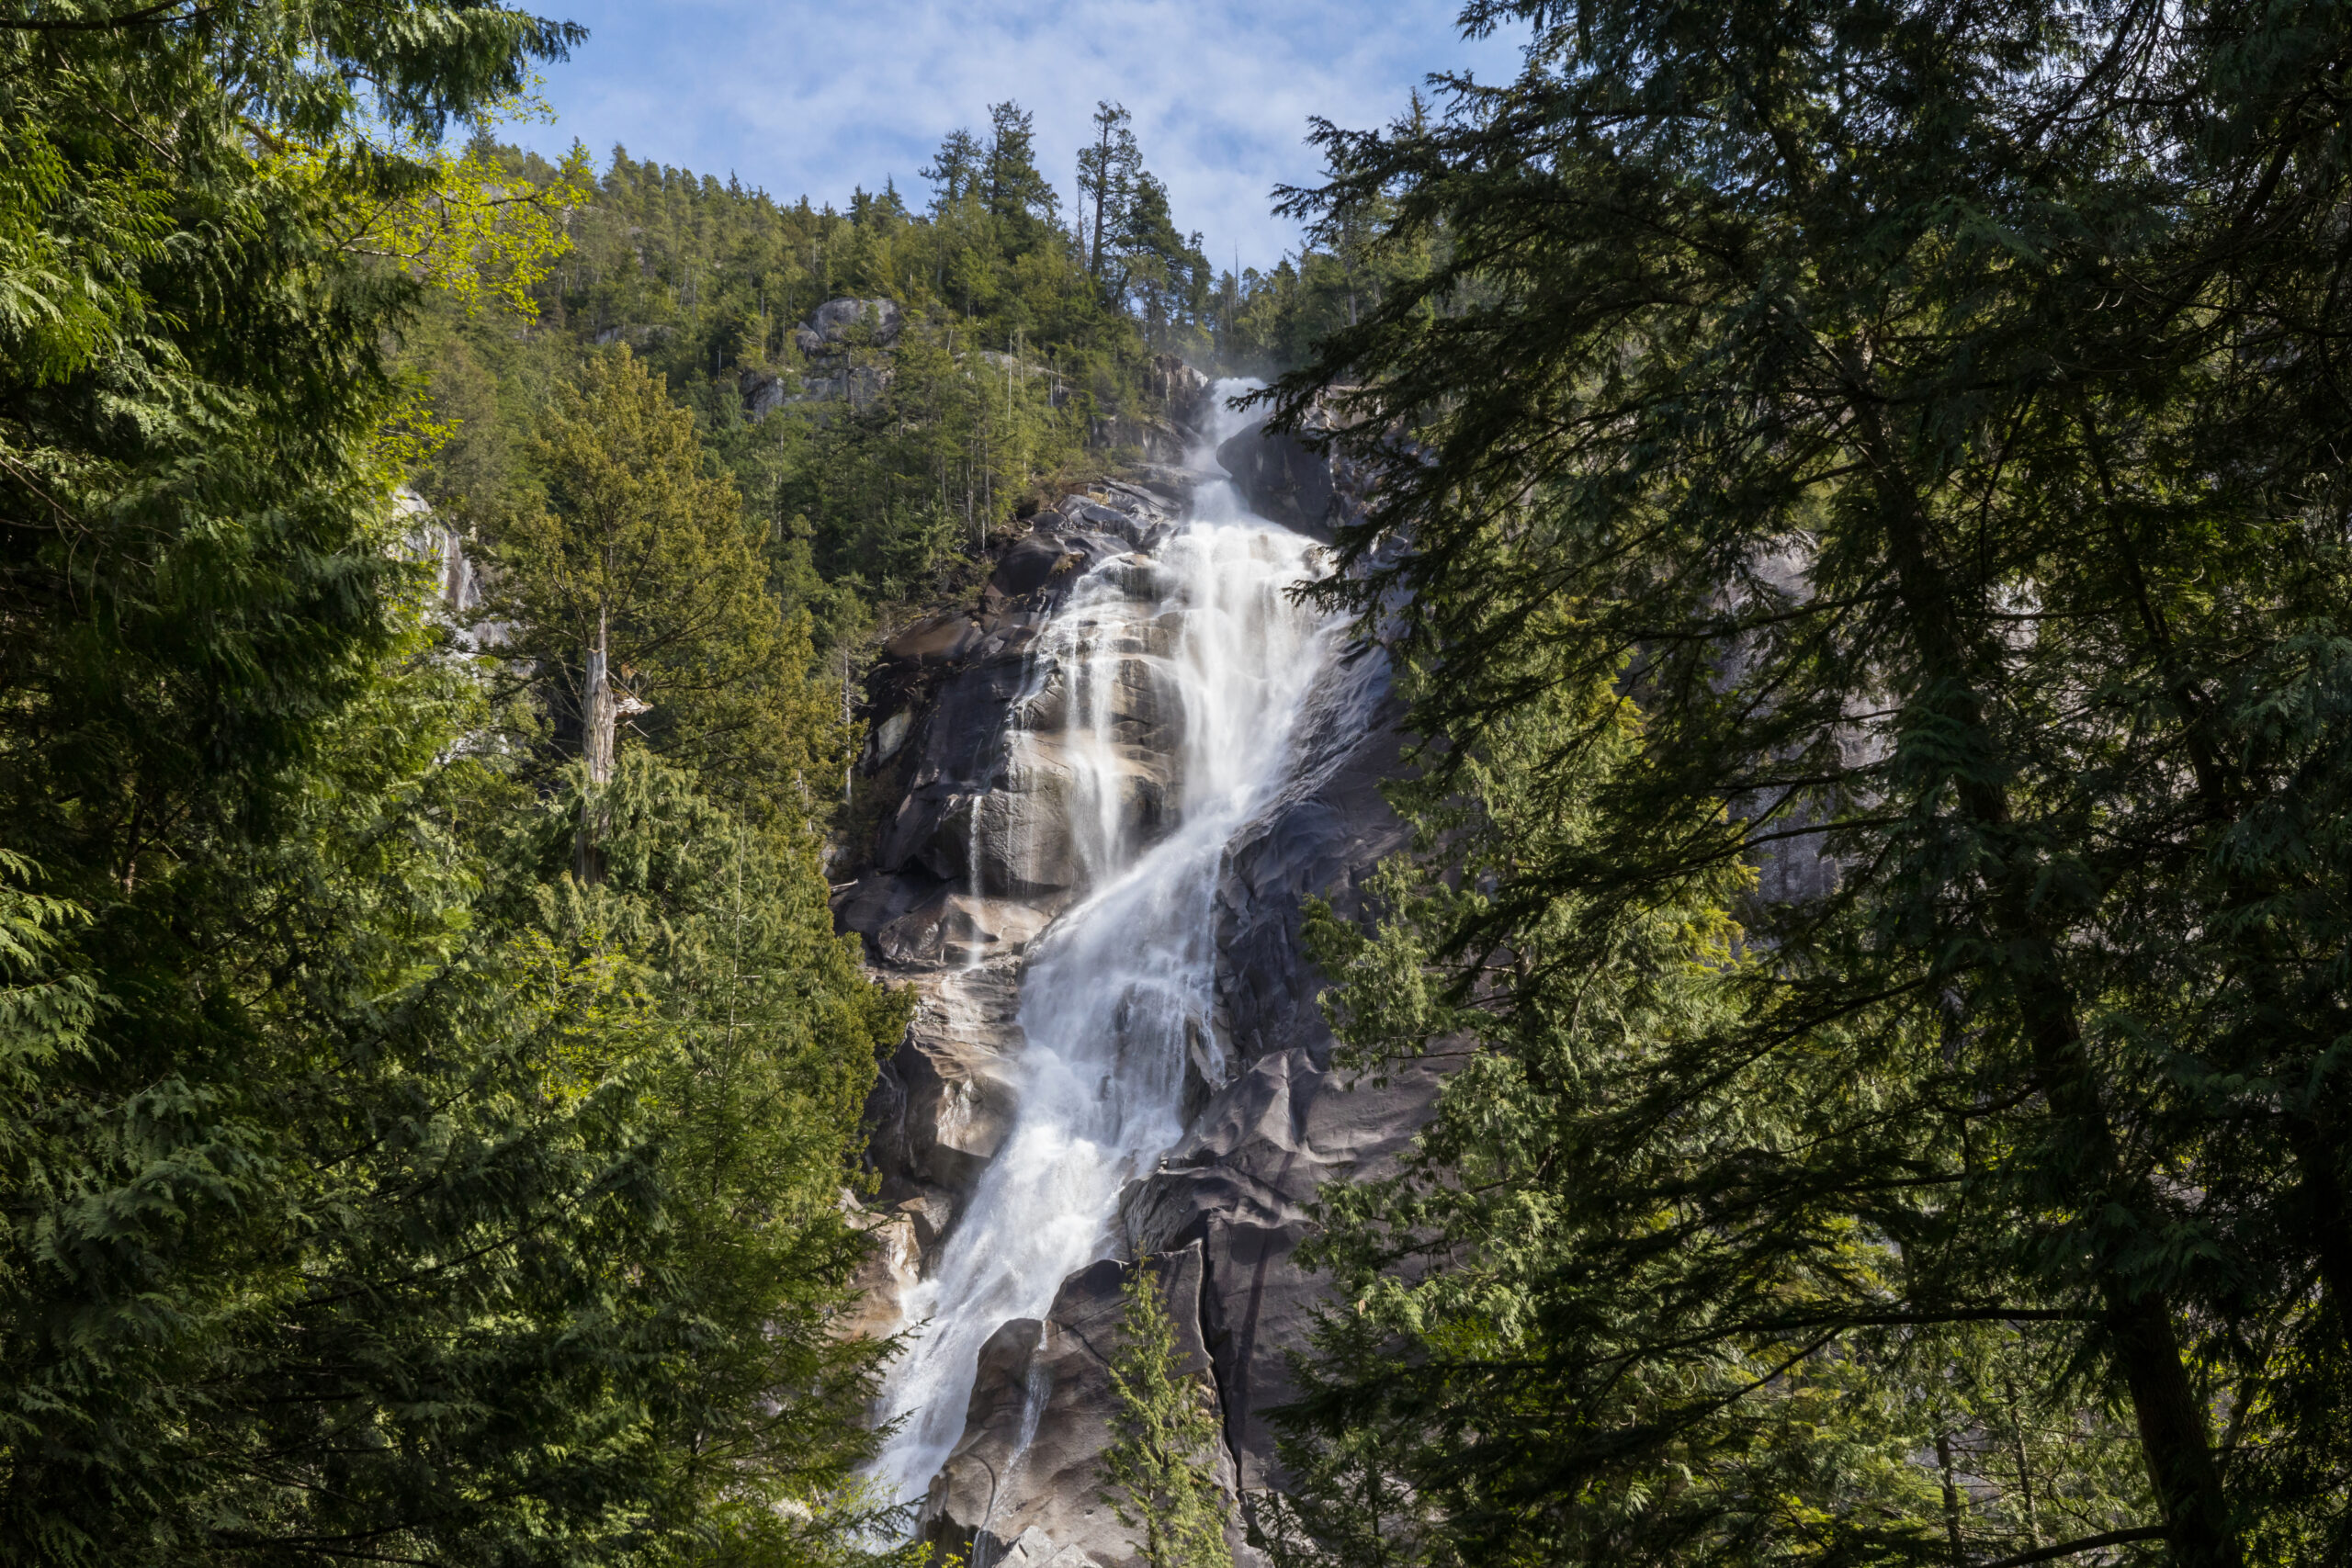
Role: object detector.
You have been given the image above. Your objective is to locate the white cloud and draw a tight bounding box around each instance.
[509,0,1522,269]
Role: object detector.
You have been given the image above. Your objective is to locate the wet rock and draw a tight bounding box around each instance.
[877,893,1054,970]
[898,1190,956,1262]
[1216,423,1335,536]
[1121,1048,1448,1495]
[925,1243,1244,1568]
[888,612,989,665]
[1214,643,1410,1070]
[992,534,1089,599]
[1212,396,1379,542]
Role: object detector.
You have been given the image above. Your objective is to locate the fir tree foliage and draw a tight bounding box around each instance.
[1263,2,2352,1566]
[0,5,911,1562]
[1102,1259,1236,1568]
[413,120,1214,627]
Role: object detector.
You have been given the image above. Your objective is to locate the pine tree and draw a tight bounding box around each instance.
[1102,1260,1235,1568]
[1079,100,1140,286]
[922,129,986,215]
[983,101,1059,250]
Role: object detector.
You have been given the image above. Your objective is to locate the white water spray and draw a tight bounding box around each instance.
[868,381,1337,1506]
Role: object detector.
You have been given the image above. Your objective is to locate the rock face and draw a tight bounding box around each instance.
[1212,396,1376,541]
[811,296,905,345]
[923,1244,1243,1568]
[833,390,1426,1568]
[842,477,1193,1257]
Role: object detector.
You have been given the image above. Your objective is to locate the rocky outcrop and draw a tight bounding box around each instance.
[1209,405,1350,540]
[840,478,1192,1262]
[923,1243,1244,1568]
[1118,1051,1444,1503]
[1087,356,1214,464]
[809,297,905,346]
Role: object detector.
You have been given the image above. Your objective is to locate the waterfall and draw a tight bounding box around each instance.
[868,381,1337,1507]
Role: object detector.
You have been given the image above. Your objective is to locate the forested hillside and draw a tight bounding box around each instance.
[401,114,1402,656]
[0,5,908,1563]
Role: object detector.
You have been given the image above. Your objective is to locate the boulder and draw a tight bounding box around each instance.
[838,1205,919,1341]
[865,962,1025,1212]
[888,611,989,665]
[1212,396,1380,541]
[1215,423,1334,536]
[877,893,1054,971]
[811,296,904,344]
[991,534,1090,600]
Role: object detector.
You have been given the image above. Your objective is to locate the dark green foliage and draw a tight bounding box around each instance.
[0,6,910,1562]
[1265,3,2352,1566]
[511,750,912,1567]
[1102,1261,1235,1568]
[1076,100,1212,342]
[487,344,846,819]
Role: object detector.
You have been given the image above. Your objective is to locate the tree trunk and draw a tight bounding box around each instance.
[577,605,615,885]
[1936,1430,1965,1564]
[1843,365,2241,1568]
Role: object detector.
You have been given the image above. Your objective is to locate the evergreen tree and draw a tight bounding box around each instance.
[922,129,986,214]
[1264,2,2352,1565]
[0,8,909,1562]
[1079,100,1141,286]
[487,345,844,837]
[422,113,1198,641]
[983,101,1059,248]
[1102,1260,1235,1568]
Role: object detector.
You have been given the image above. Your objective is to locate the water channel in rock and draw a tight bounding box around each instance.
[867,383,1340,1507]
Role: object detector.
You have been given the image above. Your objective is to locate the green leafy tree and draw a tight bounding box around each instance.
[510,750,912,1568]
[1263,2,2352,1565]
[982,101,1060,250]
[490,344,846,842]
[1102,1259,1236,1568]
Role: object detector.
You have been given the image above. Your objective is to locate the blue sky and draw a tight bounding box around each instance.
[503,1,1525,272]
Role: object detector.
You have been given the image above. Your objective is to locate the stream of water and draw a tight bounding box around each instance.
[867,382,1338,1507]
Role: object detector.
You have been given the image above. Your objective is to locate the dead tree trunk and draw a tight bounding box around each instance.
[576,604,615,885]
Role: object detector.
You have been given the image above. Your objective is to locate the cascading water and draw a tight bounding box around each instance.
[868,382,1339,1507]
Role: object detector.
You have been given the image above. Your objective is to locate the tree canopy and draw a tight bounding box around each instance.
[1264,2,2352,1566]
[0,6,909,1562]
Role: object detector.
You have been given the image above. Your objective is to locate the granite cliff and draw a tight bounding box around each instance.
[827,373,1429,1567]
